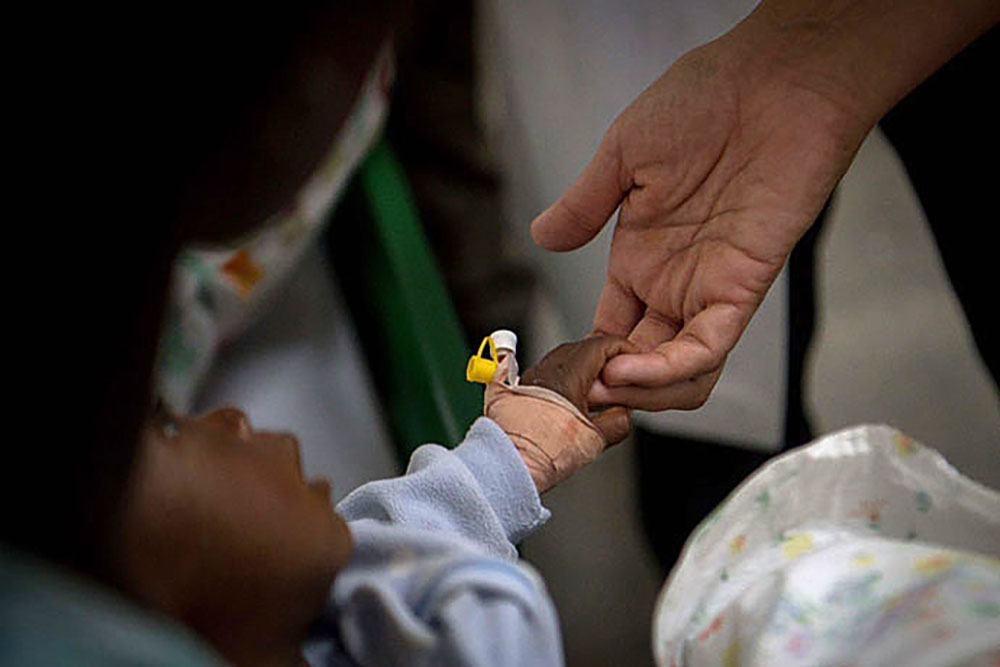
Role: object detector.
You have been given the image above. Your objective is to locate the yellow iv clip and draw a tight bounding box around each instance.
[466,336,498,384]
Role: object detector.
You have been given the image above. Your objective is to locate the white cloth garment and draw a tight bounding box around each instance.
[653,425,1000,666]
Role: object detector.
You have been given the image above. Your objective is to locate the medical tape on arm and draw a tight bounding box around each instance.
[484,358,606,492]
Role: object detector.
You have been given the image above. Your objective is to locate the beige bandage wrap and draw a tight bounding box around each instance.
[485,357,606,493]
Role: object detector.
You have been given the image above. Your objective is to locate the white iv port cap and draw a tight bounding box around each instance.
[490,329,517,354]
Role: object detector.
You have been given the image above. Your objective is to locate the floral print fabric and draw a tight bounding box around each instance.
[155,46,394,412]
[654,425,1000,666]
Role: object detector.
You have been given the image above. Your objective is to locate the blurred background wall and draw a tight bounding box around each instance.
[470,2,999,665]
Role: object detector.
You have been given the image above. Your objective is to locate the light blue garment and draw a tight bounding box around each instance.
[306,417,563,666]
[1,417,561,666]
[0,548,226,666]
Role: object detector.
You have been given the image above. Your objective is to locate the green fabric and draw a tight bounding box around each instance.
[330,139,482,464]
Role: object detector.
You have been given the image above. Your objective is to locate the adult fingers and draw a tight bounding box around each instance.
[592,277,646,339]
[590,406,632,446]
[530,126,629,251]
[624,307,681,352]
[589,368,723,411]
[603,302,744,387]
[587,377,613,406]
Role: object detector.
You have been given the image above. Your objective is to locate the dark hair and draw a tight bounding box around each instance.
[6,1,404,586]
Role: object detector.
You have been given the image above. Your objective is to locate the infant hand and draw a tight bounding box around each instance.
[521,335,638,446]
[486,336,637,493]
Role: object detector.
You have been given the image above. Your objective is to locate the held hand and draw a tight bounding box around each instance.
[521,335,638,445]
[530,26,871,411]
[486,335,637,493]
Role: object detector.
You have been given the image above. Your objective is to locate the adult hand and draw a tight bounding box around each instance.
[530,16,872,411]
[530,0,999,412]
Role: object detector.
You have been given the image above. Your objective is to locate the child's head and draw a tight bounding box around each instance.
[9,1,406,586]
[119,404,351,666]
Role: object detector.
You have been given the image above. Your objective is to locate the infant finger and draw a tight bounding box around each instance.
[590,406,632,446]
[626,308,680,352]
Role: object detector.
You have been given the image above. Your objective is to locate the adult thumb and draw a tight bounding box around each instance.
[530,128,628,251]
